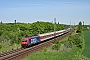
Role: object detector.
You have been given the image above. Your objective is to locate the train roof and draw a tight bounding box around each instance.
[38,30,65,36]
[31,36,39,38]
[38,32,54,36]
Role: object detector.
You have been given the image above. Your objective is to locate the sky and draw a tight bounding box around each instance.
[0,0,90,25]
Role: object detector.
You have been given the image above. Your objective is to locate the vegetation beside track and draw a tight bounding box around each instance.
[0,21,90,59]
[0,21,66,53]
[23,21,90,60]
[23,32,90,60]
[0,43,21,53]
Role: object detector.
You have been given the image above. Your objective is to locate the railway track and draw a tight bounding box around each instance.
[0,30,73,60]
[0,48,24,57]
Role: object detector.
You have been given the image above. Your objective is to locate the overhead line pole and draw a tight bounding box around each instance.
[70,22,71,31]
[14,20,16,41]
[54,18,56,37]
[70,22,71,28]
[83,21,84,28]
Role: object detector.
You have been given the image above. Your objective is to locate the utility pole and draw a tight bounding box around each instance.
[74,23,75,32]
[70,22,71,29]
[89,24,90,30]
[1,21,2,24]
[74,23,75,28]
[70,22,71,31]
[14,20,16,41]
[54,18,56,37]
[83,21,84,28]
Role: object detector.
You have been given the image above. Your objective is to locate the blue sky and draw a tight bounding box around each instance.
[0,0,90,25]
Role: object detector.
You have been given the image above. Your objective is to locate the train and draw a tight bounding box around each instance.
[21,28,71,48]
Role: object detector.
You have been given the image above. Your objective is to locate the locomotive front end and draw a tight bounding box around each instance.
[21,37,30,48]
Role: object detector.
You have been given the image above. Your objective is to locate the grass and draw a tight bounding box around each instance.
[23,47,79,60]
[82,30,90,58]
[0,43,21,53]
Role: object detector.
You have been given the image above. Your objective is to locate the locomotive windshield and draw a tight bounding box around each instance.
[22,40,27,42]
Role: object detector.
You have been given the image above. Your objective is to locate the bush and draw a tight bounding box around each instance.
[10,40,14,45]
[68,34,83,48]
[0,44,2,49]
[52,44,60,50]
[52,41,61,50]
[64,42,73,48]
[44,47,47,52]
[0,30,3,36]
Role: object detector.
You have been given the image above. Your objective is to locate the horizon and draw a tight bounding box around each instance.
[0,0,90,25]
[1,20,90,25]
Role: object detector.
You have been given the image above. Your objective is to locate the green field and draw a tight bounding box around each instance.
[82,30,90,58]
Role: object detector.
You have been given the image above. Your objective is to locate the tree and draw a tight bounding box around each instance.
[0,44,2,49]
[0,30,3,36]
[76,21,82,33]
[58,22,59,24]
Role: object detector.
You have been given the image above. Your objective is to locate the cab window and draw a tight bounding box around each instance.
[22,40,27,42]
